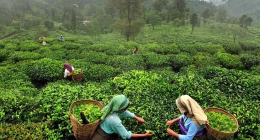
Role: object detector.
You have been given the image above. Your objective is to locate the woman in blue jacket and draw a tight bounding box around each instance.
[91,94,153,140]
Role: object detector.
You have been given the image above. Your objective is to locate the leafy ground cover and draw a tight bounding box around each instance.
[0,24,259,140]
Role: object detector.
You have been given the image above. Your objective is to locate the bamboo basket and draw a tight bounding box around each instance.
[72,71,83,82]
[69,100,104,140]
[204,107,239,140]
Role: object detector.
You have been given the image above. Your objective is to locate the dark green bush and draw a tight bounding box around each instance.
[0,121,61,139]
[84,64,120,82]
[195,42,223,55]
[178,44,197,55]
[146,43,180,54]
[78,51,110,64]
[62,42,81,50]
[107,55,145,71]
[223,42,242,54]
[239,41,260,51]
[142,53,171,69]
[169,53,193,72]
[0,89,40,123]
[0,49,9,62]
[193,52,219,68]
[240,53,260,70]
[215,52,244,69]
[19,40,41,51]
[24,58,63,81]
[9,51,42,62]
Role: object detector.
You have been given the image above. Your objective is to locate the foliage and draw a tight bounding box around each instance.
[215,52,244,69]
[169,53,193,72]
[24,58,63,81]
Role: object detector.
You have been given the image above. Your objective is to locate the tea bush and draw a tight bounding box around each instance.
[107,55,145,71]
[215,52,244,69]
[169,53,193,72]
[223,42,242,55]
[240,53,260,70]
[24,58,63,81]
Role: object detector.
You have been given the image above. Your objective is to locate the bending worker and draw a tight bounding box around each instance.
[91,94,153,140]
[166,95,208,140]
[64,62,74,78]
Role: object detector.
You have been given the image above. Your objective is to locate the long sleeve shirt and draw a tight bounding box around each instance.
[179,114,204,140]
[100,110,135,140]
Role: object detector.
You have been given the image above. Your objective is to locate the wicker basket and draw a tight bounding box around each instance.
[204,107,239,140]
[69,100,104,140]
[72,71,83,82]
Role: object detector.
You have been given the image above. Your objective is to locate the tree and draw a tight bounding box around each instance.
[152,0,169,12]
[71,8,76,32]
[44,20,54,30]
[175,0,186,20]
[146,11,162,30]
[239,14,253,28]
[190,13,198,35]
[216,9,226,23]
[201,8,210,26]
[107,0,146,41]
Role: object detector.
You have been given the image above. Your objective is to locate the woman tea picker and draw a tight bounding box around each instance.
[91,94,153,140]
[166,95,208,140]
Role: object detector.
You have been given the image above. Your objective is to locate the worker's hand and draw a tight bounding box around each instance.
[166,120,174,126]
[144,132,153,137]
[134,116,146,123]
[167,128,174,135]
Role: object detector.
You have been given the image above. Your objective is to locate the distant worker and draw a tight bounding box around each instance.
[41,41,46,46]
[133,47,138,55]
[60,35,64,41]
[64,62,74,78]
[39,35,45,40]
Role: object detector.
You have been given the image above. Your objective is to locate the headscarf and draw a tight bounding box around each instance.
[176,95,207,126]
[64,63,73,72]
[101,95,130,120]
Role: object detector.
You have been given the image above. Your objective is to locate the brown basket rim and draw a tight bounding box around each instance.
[69,99,104,125]
[204,107,239,134]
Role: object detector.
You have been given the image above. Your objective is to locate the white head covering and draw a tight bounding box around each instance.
[176,95,207,126]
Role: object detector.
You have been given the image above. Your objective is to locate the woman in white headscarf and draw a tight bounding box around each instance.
[91,94,153,140]
[166,95,208,140]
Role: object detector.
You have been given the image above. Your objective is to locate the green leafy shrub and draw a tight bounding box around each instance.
[84,64,120,82]
[239,41,260,51]
[107,55,145,72]
[0,49,10,62]
[240,53,260,70]
[194,42,223,55]
[169,53,193,72]
[0,121,62,139]
[24,58,63,81]
[223,42,242,54]
[78,51,110,64]
[19,40,41,51]
[142,53,171,69]
[9,51,42,62]
[215,52,244,69]
[62,42,81,50]
[193,52,219,68]
[0,89,40,123]
[146,43,180,54]
[178,44,197,55]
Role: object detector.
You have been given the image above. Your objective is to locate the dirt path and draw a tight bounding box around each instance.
[0,31,22,40]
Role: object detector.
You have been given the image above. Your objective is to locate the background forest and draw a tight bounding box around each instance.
[0,0,259,140]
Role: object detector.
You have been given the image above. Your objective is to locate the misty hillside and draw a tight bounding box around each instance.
[222,0,260,27]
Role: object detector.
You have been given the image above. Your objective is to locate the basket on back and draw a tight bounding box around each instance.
[69,100,103,140]
[204,107,239,140]
[72,70,83,82]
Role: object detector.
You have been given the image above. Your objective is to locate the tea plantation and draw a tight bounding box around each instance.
[0,25,259,140]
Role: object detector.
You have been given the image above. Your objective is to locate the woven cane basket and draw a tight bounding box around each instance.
[204,107,239,140]
[72,71,83,82]
[69,100,104,140]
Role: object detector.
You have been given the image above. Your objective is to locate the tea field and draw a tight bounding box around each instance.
[0,24,259,140]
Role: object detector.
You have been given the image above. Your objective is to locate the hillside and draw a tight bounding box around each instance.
[222,0,260,27]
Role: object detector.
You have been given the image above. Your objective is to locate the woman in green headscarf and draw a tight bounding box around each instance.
[91,94,153,140]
